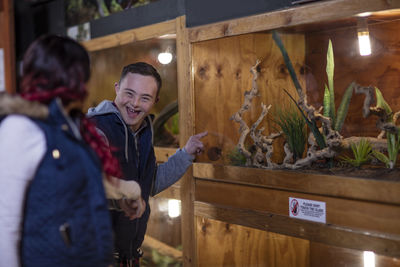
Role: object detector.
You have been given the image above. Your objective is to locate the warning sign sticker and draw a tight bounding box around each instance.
[289,197,326,224]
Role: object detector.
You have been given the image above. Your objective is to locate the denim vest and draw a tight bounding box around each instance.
[91,112,157,260]
[21,100,113,266]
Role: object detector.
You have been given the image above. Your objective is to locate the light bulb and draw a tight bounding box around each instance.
[358,31,371,56]
[357,17,371,56]
[167,199,181,218]
[363,251,375,267]
[158,51,173,64]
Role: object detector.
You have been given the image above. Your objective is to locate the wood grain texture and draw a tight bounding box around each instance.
[310,242,400,267]
[176,16,197,266]
[83,19,176,52]
[192,32,305,164]
[195,179,400,236]
[0,0,15,93]
[188,0,400,42]
[196,216,309,267]
[155,147,178,163]
[305,19,400,138]
[142,235,182,260]
[145,197,182,251]
[193,163,400,205]
[195,202,400,258]
[155,183,181,200]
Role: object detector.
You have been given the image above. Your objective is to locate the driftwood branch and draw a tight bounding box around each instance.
[231,59,399,169]
[355,84,399,135]
[231,60,262,166]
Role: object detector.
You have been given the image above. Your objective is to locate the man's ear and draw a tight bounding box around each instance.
[155,96,159,104]
[114,82,119,93]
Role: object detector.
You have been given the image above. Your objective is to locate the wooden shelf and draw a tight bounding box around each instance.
[193,163,400,258]
[188,0,400,42]
[193,163,400,205]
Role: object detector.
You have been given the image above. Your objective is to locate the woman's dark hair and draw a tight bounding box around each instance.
[119,62,162,97]
[21,34,90,105]
[20,34,121,178]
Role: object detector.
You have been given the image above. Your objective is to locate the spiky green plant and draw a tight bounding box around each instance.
[273,106,307,161]
[340,139,372,167]
[272,31,326,149]
[227,147,247,166]
[323,40,355,132]
[371,87,400,169]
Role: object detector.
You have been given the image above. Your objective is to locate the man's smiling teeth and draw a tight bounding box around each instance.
[127,106,140,116]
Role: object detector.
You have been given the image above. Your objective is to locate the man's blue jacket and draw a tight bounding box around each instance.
[88,100,194,260]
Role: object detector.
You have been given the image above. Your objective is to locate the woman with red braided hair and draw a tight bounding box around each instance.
[0,35,143,267]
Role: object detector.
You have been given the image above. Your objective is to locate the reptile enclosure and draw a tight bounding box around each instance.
[186,0,400,266]
[80,1,400,265]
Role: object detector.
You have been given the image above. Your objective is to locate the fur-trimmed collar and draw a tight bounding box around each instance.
[0,93,48,119]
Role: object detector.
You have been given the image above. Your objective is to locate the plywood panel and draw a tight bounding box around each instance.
[305,20,400,138]
[196,217,309,267]
[146,197,182,248]
[188,0,400,42]
[83,19,176,52]
[176,16,197,266]
[192,32,306,164]
[195,179,400,236]
[193,163,400,205]
[310,242,400,267]
[195,201,400,259]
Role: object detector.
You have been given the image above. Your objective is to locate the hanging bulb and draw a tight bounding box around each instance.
[158,47,173,64]
[357,17,371,56]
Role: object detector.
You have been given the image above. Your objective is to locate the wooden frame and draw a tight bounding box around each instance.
[83,19,176,52]
[81,0,400,264]
[82,16,195,264]
[188,0,400,43]
[193,163,400,258]
[0,0,16,93]
[185,0,400,264]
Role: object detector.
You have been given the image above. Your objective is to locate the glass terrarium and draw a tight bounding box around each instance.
[190,6,400,266]
[193,9,400,180]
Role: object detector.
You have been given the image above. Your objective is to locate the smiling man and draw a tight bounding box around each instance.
[87,62,207,267]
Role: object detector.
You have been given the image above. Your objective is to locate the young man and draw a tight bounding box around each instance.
[88,62,207,266]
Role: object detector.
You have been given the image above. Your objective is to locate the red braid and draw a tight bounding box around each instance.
[21,81,122,180]
[80,116,122,178]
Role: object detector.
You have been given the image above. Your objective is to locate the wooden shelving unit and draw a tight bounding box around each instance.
[193,163,400,258]
[184,0,400,266]
[81,0,400,265]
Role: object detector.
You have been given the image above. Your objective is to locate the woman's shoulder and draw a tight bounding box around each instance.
[1,114,41,131]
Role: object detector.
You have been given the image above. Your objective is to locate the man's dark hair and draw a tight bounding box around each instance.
[119,62,162,96]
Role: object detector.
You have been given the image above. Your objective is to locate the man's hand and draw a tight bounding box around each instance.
[118,197,146,220]
[184,131,208,156]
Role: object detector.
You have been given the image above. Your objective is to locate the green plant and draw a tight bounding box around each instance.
[227,147,247,166]
[371,87,400,169]
[340,139,372,167]
[273,106,307,161]
[322,40,354,132]
[272,31,326,149]
[164,112,179,135]
[150,249,181,267]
